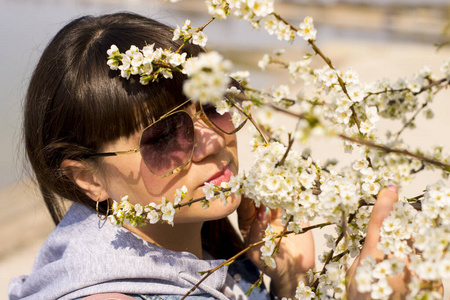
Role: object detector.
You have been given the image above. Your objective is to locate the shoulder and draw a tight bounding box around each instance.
[79,293,137,299]
[78,294,218,300]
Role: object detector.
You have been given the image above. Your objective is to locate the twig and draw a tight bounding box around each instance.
[269,13,362,131]
[394,100,430,140]
[262,106,450,172]
[339,134,450,172]
[311,214,356,290]
[394,78,449,139]
[180,222,332,299]
[175,188,232,209]
[276,132,295,167]
[175,16,218,53]
[243,86,297,105]
[228,95,270,144]
[269,57,289,68]
[363,77,449,101]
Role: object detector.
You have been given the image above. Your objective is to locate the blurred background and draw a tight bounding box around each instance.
[1,0,449,297]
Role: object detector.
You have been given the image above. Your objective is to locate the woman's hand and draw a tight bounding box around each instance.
[237,196,315,298]
[347,186,410,299]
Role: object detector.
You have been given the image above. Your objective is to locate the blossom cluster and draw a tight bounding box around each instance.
[355,256,406,300]
[295,281,315,300]
[107,44,232,106]
[172,19,208,47]
[182,51,232,105]
[206,0,274,23]
[108,177,243,227]
[107,44,187,84]
[353,180,450,299]
[263,14,317,42]
[108,195,177,226]
[106,3,450,297]
[205,0,317,42]
[109,185,192,227]
[408,182,450,280]
[107,19,211,85]
[201,174,242,208]
[247,49,448,298]
[242,141,321,229]
[260,224,277,268]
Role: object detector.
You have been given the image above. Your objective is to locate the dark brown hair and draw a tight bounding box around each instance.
[25,13,199,223]
[24,12,244,257]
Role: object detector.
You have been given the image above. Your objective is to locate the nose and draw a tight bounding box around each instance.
[190,117,225,163]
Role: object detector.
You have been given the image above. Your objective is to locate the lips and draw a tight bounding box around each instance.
[205,165,233,186]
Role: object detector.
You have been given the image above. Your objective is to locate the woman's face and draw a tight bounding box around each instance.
[97,103,240,223]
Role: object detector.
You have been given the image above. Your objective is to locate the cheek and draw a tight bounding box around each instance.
[139,160,176,198]
[226,135,238,158]
[101,156,166,203]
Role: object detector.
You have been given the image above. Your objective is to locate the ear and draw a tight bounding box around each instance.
[61,159,110,202]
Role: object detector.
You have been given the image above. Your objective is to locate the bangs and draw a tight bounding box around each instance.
[79,63,188,149]
[48,14,203,154]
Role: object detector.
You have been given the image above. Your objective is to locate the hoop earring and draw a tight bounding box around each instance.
[96,198,110,221]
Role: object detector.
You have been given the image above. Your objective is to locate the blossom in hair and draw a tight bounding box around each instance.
[172,19,210,50]
[107,44,177,83]
[107,44,231,105]
[106,45,120,70]
[191,31,208,47]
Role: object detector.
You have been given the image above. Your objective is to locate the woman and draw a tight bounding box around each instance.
[9,12,400,300]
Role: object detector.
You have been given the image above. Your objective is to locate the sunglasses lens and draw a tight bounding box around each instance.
[140,112,194,176]
[201,100,247,134]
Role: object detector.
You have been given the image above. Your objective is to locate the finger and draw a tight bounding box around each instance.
[246,205,271,263]
[360,185,398,260]
[269,207,282,222]
[237,196,257,240]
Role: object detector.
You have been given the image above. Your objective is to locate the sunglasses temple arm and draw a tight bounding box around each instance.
[225,95,269,144]
[84,148,139,159]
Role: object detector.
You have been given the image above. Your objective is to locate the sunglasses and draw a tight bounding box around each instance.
[85,97,247,177]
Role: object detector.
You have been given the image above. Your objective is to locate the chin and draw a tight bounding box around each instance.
[175,194,241,223]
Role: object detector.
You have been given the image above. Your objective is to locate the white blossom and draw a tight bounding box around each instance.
[295,280,315,300]
[183,51,232,105]
[191,31,208,47]
[258,54,271,70]
[203,182,216,200]
[297,16,317,41]
[161,198,175,225]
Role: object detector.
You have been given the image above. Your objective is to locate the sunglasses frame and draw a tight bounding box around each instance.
[84,97,247,177]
